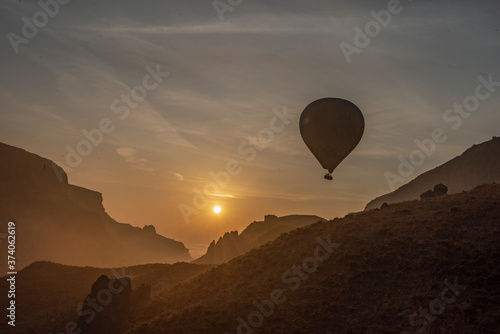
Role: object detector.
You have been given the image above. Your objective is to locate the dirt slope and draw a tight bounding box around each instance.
[126,184,500,333]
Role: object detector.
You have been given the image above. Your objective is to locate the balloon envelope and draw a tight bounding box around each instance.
[300,98,364,174]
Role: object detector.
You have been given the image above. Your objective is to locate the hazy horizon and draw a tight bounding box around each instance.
[1,0,499,255]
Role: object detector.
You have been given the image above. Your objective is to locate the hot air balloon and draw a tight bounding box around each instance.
[299,98,364,180]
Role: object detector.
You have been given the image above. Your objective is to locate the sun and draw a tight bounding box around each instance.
[213,206,222,214]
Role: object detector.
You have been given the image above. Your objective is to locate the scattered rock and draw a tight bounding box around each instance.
[380,202,389,209]
[365,137,500,211]
[142,225,156,234]
[264,214,278,222]
[77,275,131,334]
[433,184,448,196]
[420,184,448,199]
[420,190,435,199]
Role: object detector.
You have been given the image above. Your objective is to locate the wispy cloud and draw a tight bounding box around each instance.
[115,147,153,173]
[1,0,498,251]
[207,193,236,198]
[173,172,184,182]
[76,14,350,36]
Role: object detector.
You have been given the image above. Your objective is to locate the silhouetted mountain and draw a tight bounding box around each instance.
[0,142,191,269]
[123,184,500,333]
[193,214,326,264]
[365,136,500,210]
[2,185,499,333]
[0,261,213,333]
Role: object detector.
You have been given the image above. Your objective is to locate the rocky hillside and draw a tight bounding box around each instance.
[0,261,213,334]
[0,142,192,269]
[193,214,325,264]
[365,136,500,210]
[124,184,500,333]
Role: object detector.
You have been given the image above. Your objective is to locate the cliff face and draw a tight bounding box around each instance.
[0,143,68,203]
[196,230,245,264]
[194,215,326,264]
[0,142,191,270]
[67,184,106,213]
[365,137,500,210]
[67,183,192,265]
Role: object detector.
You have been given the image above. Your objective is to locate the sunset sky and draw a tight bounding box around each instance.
[1,0,499,257]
